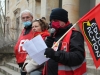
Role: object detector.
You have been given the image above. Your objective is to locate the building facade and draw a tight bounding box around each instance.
[5,0,100,41]
[0,0,99,74]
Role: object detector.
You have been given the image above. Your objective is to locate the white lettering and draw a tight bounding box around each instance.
[93,27,97,33]
[91,36,96,42]
[95,33,100,40]
[93,43,98,51]
[18,39,29,53]
[91,23,96,28]
[98,39,100,46]
[87,27,93,38]
[95,51,100,57]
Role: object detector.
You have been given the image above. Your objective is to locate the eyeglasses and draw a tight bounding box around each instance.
[35,19,42,21]
[34,19,45,24]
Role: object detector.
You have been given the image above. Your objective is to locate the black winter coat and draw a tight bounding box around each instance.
[45,24,85,75]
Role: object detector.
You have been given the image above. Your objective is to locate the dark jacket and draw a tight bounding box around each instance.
[44,24,85,75]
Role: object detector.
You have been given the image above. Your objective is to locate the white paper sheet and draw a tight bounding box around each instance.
[23,35,49,65]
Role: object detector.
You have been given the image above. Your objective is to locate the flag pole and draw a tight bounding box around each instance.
[52,21,78,49]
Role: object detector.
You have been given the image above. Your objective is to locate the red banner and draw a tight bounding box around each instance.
[78,3,100,68]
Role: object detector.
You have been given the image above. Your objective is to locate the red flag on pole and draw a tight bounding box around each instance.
[78,3,100,68]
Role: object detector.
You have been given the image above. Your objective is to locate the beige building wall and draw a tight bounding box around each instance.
[6,0,30,40]
[6,0,59,41]
[96,0,100,5]
[62,0,79,30]
[45,0,59,22]
[5,0,99,40]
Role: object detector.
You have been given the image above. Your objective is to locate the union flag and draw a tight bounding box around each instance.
[78,3,100,68]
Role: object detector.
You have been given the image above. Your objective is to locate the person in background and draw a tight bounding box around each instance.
[14,9,33,75]
[43,8,87,75]
[23,18,50,75]
[41,17,46,21]
[41,17,49,29]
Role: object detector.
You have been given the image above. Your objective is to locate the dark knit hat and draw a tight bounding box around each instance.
[50,8,68,23]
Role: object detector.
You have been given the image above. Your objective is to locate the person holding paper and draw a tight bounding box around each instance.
[43,8,87,75]
[14,9,34,75]
[23,18,50,75]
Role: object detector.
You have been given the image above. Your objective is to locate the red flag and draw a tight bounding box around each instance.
[78,3,100,68]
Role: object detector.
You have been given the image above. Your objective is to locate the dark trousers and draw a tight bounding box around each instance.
[21,71,27,75]
[30,70,42,75]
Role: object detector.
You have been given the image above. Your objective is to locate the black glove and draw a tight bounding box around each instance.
[45,36,54,47]
[44,48,55,59]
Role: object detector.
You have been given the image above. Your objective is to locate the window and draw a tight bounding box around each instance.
[13,8,20,40]
[16,17,20,29]
[5,17,10,35]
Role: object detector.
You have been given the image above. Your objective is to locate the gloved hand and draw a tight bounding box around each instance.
[45,36,55,47]
[44,48,55,59]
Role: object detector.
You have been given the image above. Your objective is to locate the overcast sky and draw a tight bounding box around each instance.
[0,0,5,7]
[0,0,5,14]
[1,0,4,1]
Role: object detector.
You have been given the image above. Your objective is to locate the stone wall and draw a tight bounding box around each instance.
[0,43,15,65]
